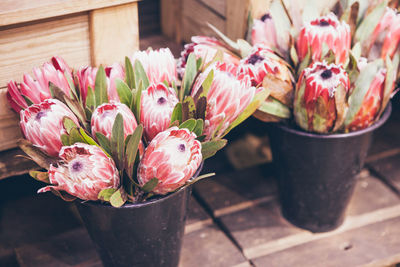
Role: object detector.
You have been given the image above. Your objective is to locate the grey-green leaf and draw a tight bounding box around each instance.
[201,139,228,160]
[142,178,159,193]
[94,66,109,106]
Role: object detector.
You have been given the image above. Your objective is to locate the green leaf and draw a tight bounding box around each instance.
[297,48,311,77]
[125,56,135,89]
[85,86,95,109]
[22,95,34,106]
[181,53,197,100]
[69,127,85,145]
[237,39,253,58]
[125,125,143,179]
[207,23,239,50]
[200,70,214,97]
[65,71,78,100]
[290,45,299,66]
[63,96,87,128]
[182,96,196,121]
[170,103,183,125]
[354,0,387,45]
[29,170,50,183]
[193,119,204,137]
[110,188,127,207]
[94,66,109,106]
[201,139,227,160]
[17,139,57,170]
[95,132,112,156]
[134,60,150,89]
[98,188,117,201]
[179,119,197,131]
[134,81,143,123]
[63,117,78,134]
[379,53,399,117]
[116,79,133,107]
[61,134,70,146]
[111,113,125,170]
[257,97,291,119]
[223,87,270,137]
[345,59,384,125]
[142,178,159,193]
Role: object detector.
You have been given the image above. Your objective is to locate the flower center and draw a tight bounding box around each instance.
[247,54,264,65]
[71,161,83,173]
[261,13,271,22]
[157,97,167,105]
[35,111,46,121]
[320,69,332,80]
[319,20,331,27]
[178,144,186,152]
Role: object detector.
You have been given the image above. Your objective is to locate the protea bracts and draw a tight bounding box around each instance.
[76,63,124,103]
[177,36,240,77]
[7,56,72,112]
[140,83,179,141]
[361,7,400,60]
[296,13,351,65]
[137,127,202,195]
[251,14,278,50]
[20,99,80,157]
[192,62,258,139]
[131,48,177,85]
[38,143,120,200]
[91,101,139,139]
[294,61,350,133]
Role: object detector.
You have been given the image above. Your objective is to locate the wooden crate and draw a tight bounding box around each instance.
[0,0,140,151]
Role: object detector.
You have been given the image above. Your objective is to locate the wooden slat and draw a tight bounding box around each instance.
[0,0,139,27]
[0,90,21,151]
[198,0,226,17]
[160,0,183,43]
[182,0,225,42]
[0,13,91,88]
[226,0,250,40]
[89,2,139,66]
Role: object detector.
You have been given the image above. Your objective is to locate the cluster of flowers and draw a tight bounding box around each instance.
[179,0,400,134]
[8,49,268,206]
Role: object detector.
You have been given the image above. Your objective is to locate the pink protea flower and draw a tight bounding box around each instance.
[296,13,351,65]
[91,101,139,139]
[140,83,179,141]
[131,48,177,85]
[251,14,278,51]
[192,62,258,140]
[38,143,120,201]
[177,36,240,77]
[76,63,124,104]
[7,56,72,112]
[137,127,202,195]
[294,61,350,133]
[20,99,80,157]
[365,7,400,60]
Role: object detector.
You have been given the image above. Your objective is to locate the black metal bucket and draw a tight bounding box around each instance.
[75,186,192,267]
[268,104,392,232]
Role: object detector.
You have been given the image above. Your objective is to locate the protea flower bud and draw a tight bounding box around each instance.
[131,48,177,85]
[38,143,120,200]
[294,61,350,133]
[177,36,240,77]
[7,56,72,112]
[20,99,80,156]
[91,101,139,139]
[140,83,179,141]
[192,62,257,140]
[296,13,351,65]
[251,14,278,51]
[238,45,294,106]
[365,7,400,60]
[76,63,124,104]
[137,127,202,195]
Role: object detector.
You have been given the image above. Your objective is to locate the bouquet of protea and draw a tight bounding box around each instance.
[8,49,268,206]
[187,0,399,134]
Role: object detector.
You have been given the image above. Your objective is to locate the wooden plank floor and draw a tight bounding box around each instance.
[0,35,400,266]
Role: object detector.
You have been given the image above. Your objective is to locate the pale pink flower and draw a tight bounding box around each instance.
[76,63,125,104]
[366,7,400,60]
[251,14,278,50]
[20,99,80,157]
[38,143,120,200]
[137,127,202,195]
[131,48,177,85]
[296,13,351,65]
[178,36,240,77]
[140,83,179,141]
[7,56,72,112]
[91,101,139,140]
[192,62,257,140]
